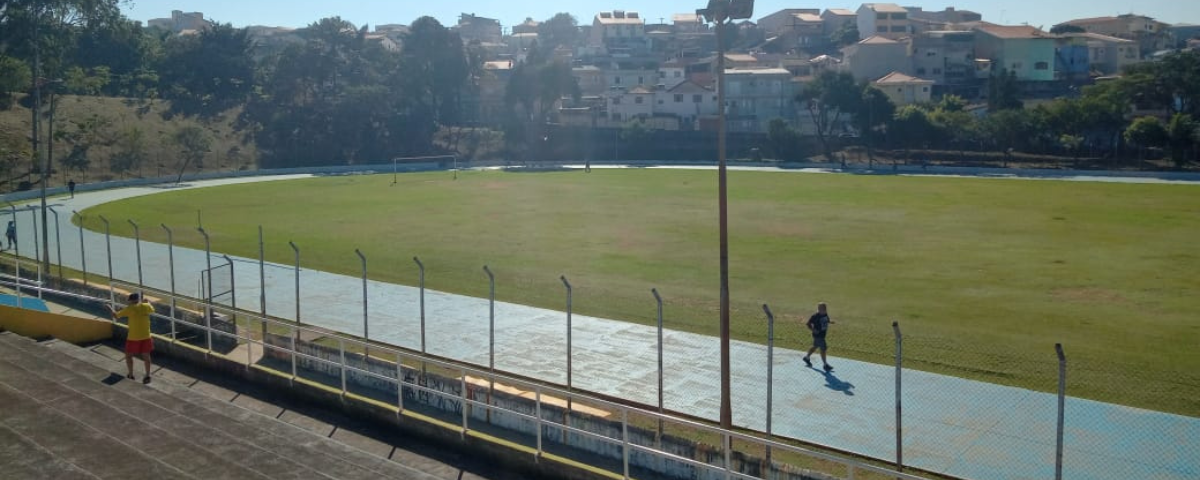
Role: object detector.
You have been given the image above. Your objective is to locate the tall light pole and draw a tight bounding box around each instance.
[697,0,755,431]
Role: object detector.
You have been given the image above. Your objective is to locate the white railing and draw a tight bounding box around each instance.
[22,277,926,480]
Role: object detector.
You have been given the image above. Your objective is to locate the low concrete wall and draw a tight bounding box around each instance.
[0,305,112,343]
[261,333,834,480]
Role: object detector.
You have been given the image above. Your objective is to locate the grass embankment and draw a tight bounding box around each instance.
[82,169,1200,415]
[0,94,254,191]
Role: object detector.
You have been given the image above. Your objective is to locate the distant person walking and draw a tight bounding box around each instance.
[110,293,155,384]
[67,179,76,198]
[5,220,15,250]
[802,302,835,372]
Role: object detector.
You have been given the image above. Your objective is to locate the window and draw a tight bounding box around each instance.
[890,25,906,32]
[614,77,621,84]
[877,26,888,33]
[877,13,887,20]
[922,86,929,92]
[638,76,645,84]
[1012,62,1023,69]
[897,88,903,93]
[892,13,907,20]
[635,96,644,104]
[916,67,926,74]
[693,94,703,103]
[927,51,937,57]
[659,71,665,78]
[932,68,942,74]
[674,71,682,78]
[613,97,622,104]
[675,94,684,102]
[1034,62,1048,70]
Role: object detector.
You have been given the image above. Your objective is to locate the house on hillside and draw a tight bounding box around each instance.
[857,3,911,40]
[147,10,212,33]
[591,11,649,55]
[724,68,797,133]
[1055,14,1171,55]
[911,30,982,96]
[457,13,502,44]
[872,72,933,105]
[822,9,858,38]
[1068,33,1141,75]
[972,24,1056,82]
[606,85,655,122]
[841,36,911,82]
[655,80,718,130]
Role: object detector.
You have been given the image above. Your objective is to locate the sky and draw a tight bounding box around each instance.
[122,1,1198,31]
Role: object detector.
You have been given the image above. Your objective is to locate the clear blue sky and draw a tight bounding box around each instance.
[122,1,1197,31]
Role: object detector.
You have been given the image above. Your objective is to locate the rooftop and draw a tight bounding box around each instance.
[975,24,1052,40]
[861,3,907,14]
[824,9,856,16]
[874,71,934,84]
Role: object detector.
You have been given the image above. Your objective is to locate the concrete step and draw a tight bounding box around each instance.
[0,423,105,480]
[0,338,278,480]
[6,334,452,480]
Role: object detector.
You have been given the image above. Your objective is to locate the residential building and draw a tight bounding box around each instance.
[658,60,689,89]
[906,7,982,24]
[822,9,858,37]
[591,11,649,55]
[673,13,705,33]
[147,10,211,33]
[872,71,933,105]
[724,68,797,132]
[607,65,659,91]
[857,3,911,40]
[1169,24,1200,48]
[972,24,1056,82]
[1053,35,1091,82]
[456,13,502,44]
[758,9,820,35]
[513,18,539,35]
[573,66,607,96]
[1056,14,1171,55]
[841,36,910,82]
[475,60,516,124]
[911,30,980,95]
[1069,33,1141,75]
[607,85,655,122]
[654,80,718,129]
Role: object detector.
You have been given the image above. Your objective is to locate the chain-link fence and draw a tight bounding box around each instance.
[1,201,1196,480]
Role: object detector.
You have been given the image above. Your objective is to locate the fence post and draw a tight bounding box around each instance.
[560,275,573,399]
[763,304,775,466]
[258,226,266,318]
[221,255,236,310]
[128,220,142,290]
[355,249,367,341]
[161,224,176,341]
[99,215,113,307]
[29,207,39,264]
[9,205,20,298]
[74,211,86,285]
[1056,343,1066,480]
[483,265,495,422]
[414,257,426,355]
[652,287,664,441]
[47,207,61,279]
[197,227,213,352]
[289,241,300,330]
[894,321,903,473]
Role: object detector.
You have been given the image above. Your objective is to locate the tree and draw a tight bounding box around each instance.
[157,23,256,117]
[796,71,861,161]
[766,118,804,161]
[110,126,147,175]
[1165,113,1198,167]
[1049,24,1085,34]
[402,17,469,126]
[1124,116,1167,159]
[987,68,1022,111]
[173,125,210,184]
[1122,51,1200,117]
[854,86,895,158]
[0,54,31,109]
[890,105,938,151]
[829,21,859,47]
[538,13,579,52]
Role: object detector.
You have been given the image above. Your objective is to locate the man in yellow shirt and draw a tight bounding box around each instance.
[110,293,155,384]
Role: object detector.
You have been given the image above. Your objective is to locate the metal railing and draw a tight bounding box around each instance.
[45,277,926,480]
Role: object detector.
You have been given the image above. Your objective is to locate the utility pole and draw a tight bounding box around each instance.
[32,4,51,276]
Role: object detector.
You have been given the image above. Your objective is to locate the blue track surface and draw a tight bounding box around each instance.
[0,293,49,312]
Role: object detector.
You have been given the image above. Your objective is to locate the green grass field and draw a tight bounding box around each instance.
[81,169,1200,415]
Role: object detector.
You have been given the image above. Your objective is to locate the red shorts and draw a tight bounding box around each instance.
[125,338,154,355]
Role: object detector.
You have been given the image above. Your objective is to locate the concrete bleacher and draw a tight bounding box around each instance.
[0,332,518,480]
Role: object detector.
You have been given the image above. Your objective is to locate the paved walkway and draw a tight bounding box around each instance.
[3,173,1197,480]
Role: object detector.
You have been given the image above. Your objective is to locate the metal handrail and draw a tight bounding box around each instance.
[29,277,929,480]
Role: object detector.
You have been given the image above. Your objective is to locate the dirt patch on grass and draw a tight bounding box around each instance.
[1051,287,1127,304]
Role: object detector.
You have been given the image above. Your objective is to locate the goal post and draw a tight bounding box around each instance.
[391,155,459,183]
